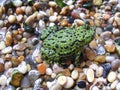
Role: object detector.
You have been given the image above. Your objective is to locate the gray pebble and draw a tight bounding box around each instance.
[96,45,106,55]
[33,78,42,90]
[116,83,120,90]
[13,43,26,51]
[1,46,12,54]
[28,70,40,86]
[21,77,31,88]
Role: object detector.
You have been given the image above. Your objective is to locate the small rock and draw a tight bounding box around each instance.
[46,68,53,75]
[94,55,106,63]
[106,55,115,62]
[86,68,94,82]
[5,85,16,90]
[77,80,86,88]
[111,80,119,89]
[91,86,99,90]
[58,76,67,86]
[100,31,112,40]
[64,77,74,89]
[52,64,63,74]
[5,31,12,46]
[89,39,97,49]
[33,78,42,90]
[10,70,23,87]
[61,69,71,76]
[4,61,12,70]
[49,81,62,90]
[93,0,102,6]
[117,73,120,80]
[17,61,28,74]
[37,63,46,75]
[85,47,96,60]
[60,19,68,27]
[0,75,7,86]
[111,59,120,71]
[74,19,85,26]
[0,41,6,50]
[107,71,117,83]
[16,14,23,22]
[25,6,33,16]
[8,15,16,24]
[28,70,40,86]
[49,15,57,22]
[96,66,104,77]
[21,77,31,88]
[1,46,12,54]
[49,1,57,7]
[96,45,106,55]
[12,0,22,7]
[77,73,86,81]
[102,63,111,78]
[13,43,26,51]
[109,0,118,4]
[71,70,79,80]
[104,44,116,53]
[116,83,120,90]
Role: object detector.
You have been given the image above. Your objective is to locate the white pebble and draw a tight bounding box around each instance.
[49,15,57,22]
[1,46,12,54]
[106,55,115,62]
[87,68,94,82]
[46,68,53,75]
[96,66,104,77]
[71,70,79,80]
[116,83,120,90]
[8,15,16,23]
[4,61,12,70]
[39,20,45,30]
[68,64,74,70]
[49,1,57,7]
[79,13,86,19]
[91,86,99,90]
[64,77,74,89]
[0,75,7,86]
[107,71,117,83]
[12,0,22,7]
[111,80,119,89]
[0,41,6,50]
[17,61,28,74]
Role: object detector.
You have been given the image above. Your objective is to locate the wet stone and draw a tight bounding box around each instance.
[96,45,106,55]
[28,70,40,86]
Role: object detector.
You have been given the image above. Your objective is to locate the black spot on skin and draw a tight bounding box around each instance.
[45,56,48,60]
[61,40,66,43]
[58,36,62,38]
[64,46,68,49]
[55,44,59,48]
[47,44,50,46]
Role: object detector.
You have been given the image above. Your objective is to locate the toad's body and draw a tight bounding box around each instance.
[40,26,94,65]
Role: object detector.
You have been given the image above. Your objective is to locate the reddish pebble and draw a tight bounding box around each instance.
[37,63,46,74]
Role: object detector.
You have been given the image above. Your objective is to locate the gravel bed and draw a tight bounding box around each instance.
[0,0,120,90]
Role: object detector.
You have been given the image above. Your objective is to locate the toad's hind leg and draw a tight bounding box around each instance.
[41,48,60,64]
[74,51,81,66]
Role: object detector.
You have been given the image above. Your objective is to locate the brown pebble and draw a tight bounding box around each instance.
[16,7,24,15]
[85,47,96,61]
[94,55,106,63]
[89,39,97,49]
[111,59,120,71]
[61,69,71,76]
[5,31,12,46]
[60,19,68,27]
[104,44,116,53]
[0,63,4,72]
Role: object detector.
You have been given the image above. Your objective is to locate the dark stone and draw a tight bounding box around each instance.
[77,80,86,88]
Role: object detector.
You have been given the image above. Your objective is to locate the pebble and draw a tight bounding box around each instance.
[0,75,7,86]
[60,19,68,27]
[37,63,46,75]
[116,83,120,90]
[0,20,4,27]
[58,76,67,86]
[52,64,63,74]
[74,19,85,26]
[96,45,106,55]
[16,7,23,15]
[94,55,106,63]
[49,81,62,90]
[17,61,28,74]
[5,31,12,46]
[91,86,99,90]
[21,77,31,88]
[12,0,22,7]
[106,55,115,62]
[46,68,53,75]
[107,71,117,82]
[8,15,16,24]
[0,41,6,50]
[16,15,23,22]
[4,61,12,70]
[71,70,79,80]
[49,1,57,7]
[104,44,116,53]
[111,59,120,71]
[100,31,112,40]
[13,43,26,51]
[86,68,94,82]
[10,70,23,87]
[89,40,97,49]
[49,15,57,22]
[64,76,74,89]
[117,73,120,79]
[1,46,12,54]
[110,80,119,89]
[28,70,40,86]
[25,6,33,16]
[109,0,118,4]
[77,80,86,88]
[96,66,104,77]
[33,78,42,90]
[61,69,71,76]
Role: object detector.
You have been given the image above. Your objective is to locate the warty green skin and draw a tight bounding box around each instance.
[40,26,95,65]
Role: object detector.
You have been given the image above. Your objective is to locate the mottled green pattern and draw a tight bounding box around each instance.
[40,26,95,65]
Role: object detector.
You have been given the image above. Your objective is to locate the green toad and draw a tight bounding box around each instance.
[40,25,95,66]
